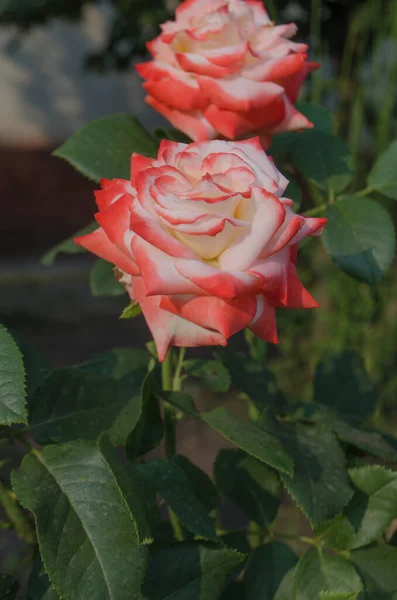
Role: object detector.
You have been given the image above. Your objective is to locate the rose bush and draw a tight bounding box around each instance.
[76,137,326,360]
[136,0,318,144]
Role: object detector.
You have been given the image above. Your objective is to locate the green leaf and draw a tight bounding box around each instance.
[261,416,353,524]
[244,329,267,364]
[126,370,163,460]
[219,532,250,555]
[41,221,96,266]
[159,391,200,419]
[28,555,59,600]
[133,457,218,541]
[274,569,296,600]
[120,301,142,319]
[98,433,153,544]
[76,347,149,382]
[217,350,284,413]
[184,359,231,393]
[272,131,352,194]
[368,139,397,200]
[296,102,333,134]
[29,368,142,445]
[0,324,26,425]
[12,442,148,600]
[318,465,397,550]
[243,541,297,600]
[10,332,49,401]
[173,455,219,513]
[319,593,359,600]
[294,548,363,599]
[143,542,245,600]
[90,259,126,296]
[214,449,280,528]
[352,545,397,598]
[54,114,158,182]
[314,351,377,420]
[153,127,191,143]
[0,574,19,600]
[297,404,397,462]
[322,196,396,284]
[281,169,302,211]
[202,407,293,475]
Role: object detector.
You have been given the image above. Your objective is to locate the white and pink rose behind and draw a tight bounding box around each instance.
[136,0,318,144]
[76,138,326,361]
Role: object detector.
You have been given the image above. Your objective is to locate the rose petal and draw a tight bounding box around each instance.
[129,194,199,259]
[175,52,232,77]
[95,194,136,260]
[198,75,284,112]
[160,293,256,337]
[131,153,154,187]
[175,259,262,299]
[280,263,319,308]
[133,276,226,362]
[75,227,139,276]
[132,236,205,296]
[144,78,208,111]
[146,96,217,142]
[94,179,130,211]
[242,53,307,82]
[219,186,286,271]
[248,294,278,343]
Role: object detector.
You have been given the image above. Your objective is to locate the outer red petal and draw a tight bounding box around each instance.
[143,79,208,111]
[132,236,204,296]
[242,53,307,82]
[75,227,139,275]
[248,294,278,343]
[160,294,257,338]
[280,263,319,308]
[94,194,132,251]
[94,179,129,211]
[146,96,216,142]
[131,154,154,187]
[284,61,320,103]
[261,215,303,258]
[197,76,284,112]
[175,259,262,299]
[132,276,227,361]
[204,105,253,139]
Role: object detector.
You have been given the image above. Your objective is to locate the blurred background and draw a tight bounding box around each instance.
[1,0,397,583]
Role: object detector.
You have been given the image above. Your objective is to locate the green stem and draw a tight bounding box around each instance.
[162,348,185,541]
[0,479,35,544]
[162,349,174,392]
[355,186,373,197]
[248,399,263,548]
[249,522,263,549]
[172,348,186,392]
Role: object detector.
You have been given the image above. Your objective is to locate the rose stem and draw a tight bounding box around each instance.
[162,347,185,541]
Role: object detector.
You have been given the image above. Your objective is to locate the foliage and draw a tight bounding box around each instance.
[1,2,397,597]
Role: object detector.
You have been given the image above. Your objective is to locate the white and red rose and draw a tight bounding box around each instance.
[76,138,326,361]
[136,0,318,144]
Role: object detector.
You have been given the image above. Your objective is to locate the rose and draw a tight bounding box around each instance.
[136,0,318,144]
[75,138,326,361]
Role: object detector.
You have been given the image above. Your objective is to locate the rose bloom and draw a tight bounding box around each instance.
[76,138,326,361]
[136,0,318,144]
